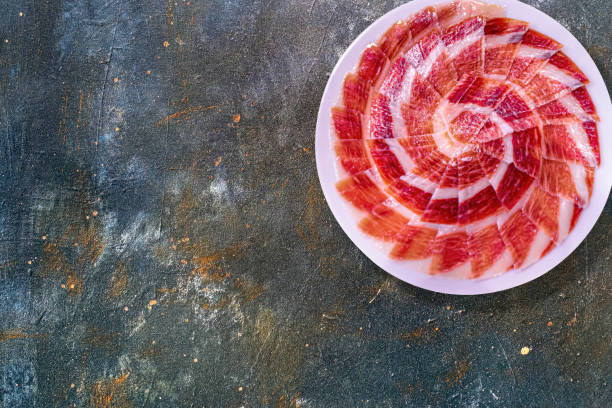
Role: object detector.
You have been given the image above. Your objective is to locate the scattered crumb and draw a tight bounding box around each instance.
[146,70,151,75]
[185,318,189,323]
[435,327,439,331]
[193,358,198,363]
[92,210,98,217]
[547,321,553,327]
[115,127,120,131]
[70,383,75,389]
[113,77,118,83]
[215,156,222,166]
[305,343,309,348]
[520,346,530,355]
[163,41,170,47]
[233,114,241,123]
[238,387,243,392]
[180,259,187,264]
[446,305,451,310]
[359,327,363,331]
[19,12,23,17]
[4,39,8,43]
[147,300,157,310]
[27,260,32,265]
[42,235,47,240]
[123,306,129,312]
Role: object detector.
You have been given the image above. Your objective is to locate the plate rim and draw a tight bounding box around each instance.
[315,0,612,295]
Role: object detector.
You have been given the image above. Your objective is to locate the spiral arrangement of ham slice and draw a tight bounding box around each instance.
[331,0,600,279]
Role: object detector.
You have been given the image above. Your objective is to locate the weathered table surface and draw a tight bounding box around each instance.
[1,0,610,406]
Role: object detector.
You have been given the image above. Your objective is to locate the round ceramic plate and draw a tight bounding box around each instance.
[315,0,612,295]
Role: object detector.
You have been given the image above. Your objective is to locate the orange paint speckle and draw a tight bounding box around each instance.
[42,235,47,240]
[115,127,120,131]
[147,299,157,310]
[215,156,222,167]
[19,12,23,17]
[547,321,553,327]
[193,358,198,363]
[27,260,32,265]
[180,259,187,264]
[92,211,98,217]
[70,383,75,389]
[113,77,118,83]
[123,306,129,312]
[163,41,170,47]
[238,386,243,392]
[233,114,241,123]
[520,346,530,355]
[146,70,151,75]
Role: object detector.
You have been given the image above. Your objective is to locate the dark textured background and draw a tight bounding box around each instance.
[0,0,610,406]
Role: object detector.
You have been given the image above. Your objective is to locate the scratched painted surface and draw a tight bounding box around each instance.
[0,0,610,406]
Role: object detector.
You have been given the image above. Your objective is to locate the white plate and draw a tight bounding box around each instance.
[315,0,612,295]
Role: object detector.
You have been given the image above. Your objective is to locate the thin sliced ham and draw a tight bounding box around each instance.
[330,3,600,280]
[507,29,562,86]
[484,18,528,79]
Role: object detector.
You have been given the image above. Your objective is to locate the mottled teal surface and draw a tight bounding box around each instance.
[0,0,610,406]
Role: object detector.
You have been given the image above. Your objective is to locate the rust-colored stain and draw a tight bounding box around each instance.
[89,372,131,408]
[40,172,107,296]
[0,329,48,342]
[166,0,174,27]
[444,359,471,387]
[393,325,439,345]
[83,326,120,354]
[155,105,216,127]
[109,261,129,298]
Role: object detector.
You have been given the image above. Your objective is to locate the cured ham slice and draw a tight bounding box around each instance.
[494,86,540,131]
[538,159,593,206]
[342,73,369,113]
[499,209,550,269]
[422,162,459,224]
[522,185,575,242]
[334,140,371,175]
[409,29,458,96]
[336,172,387,213]
[390,224,438,259]
[437,0,504,28]
[430,229,470,274]
[511,127,542,178]
[368,139,406,183]
[443,16,487,78]
[490,161,534,210]
[537,86,599,124]
[332,107,362,140]
[331,2,600,280]
[507,29,562,86]
[524,52,588,106]
[467,220,513,278]
[378,21,412,60]
[358,204,410,241]
[542,121,599,166]
[484,18,528,79]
